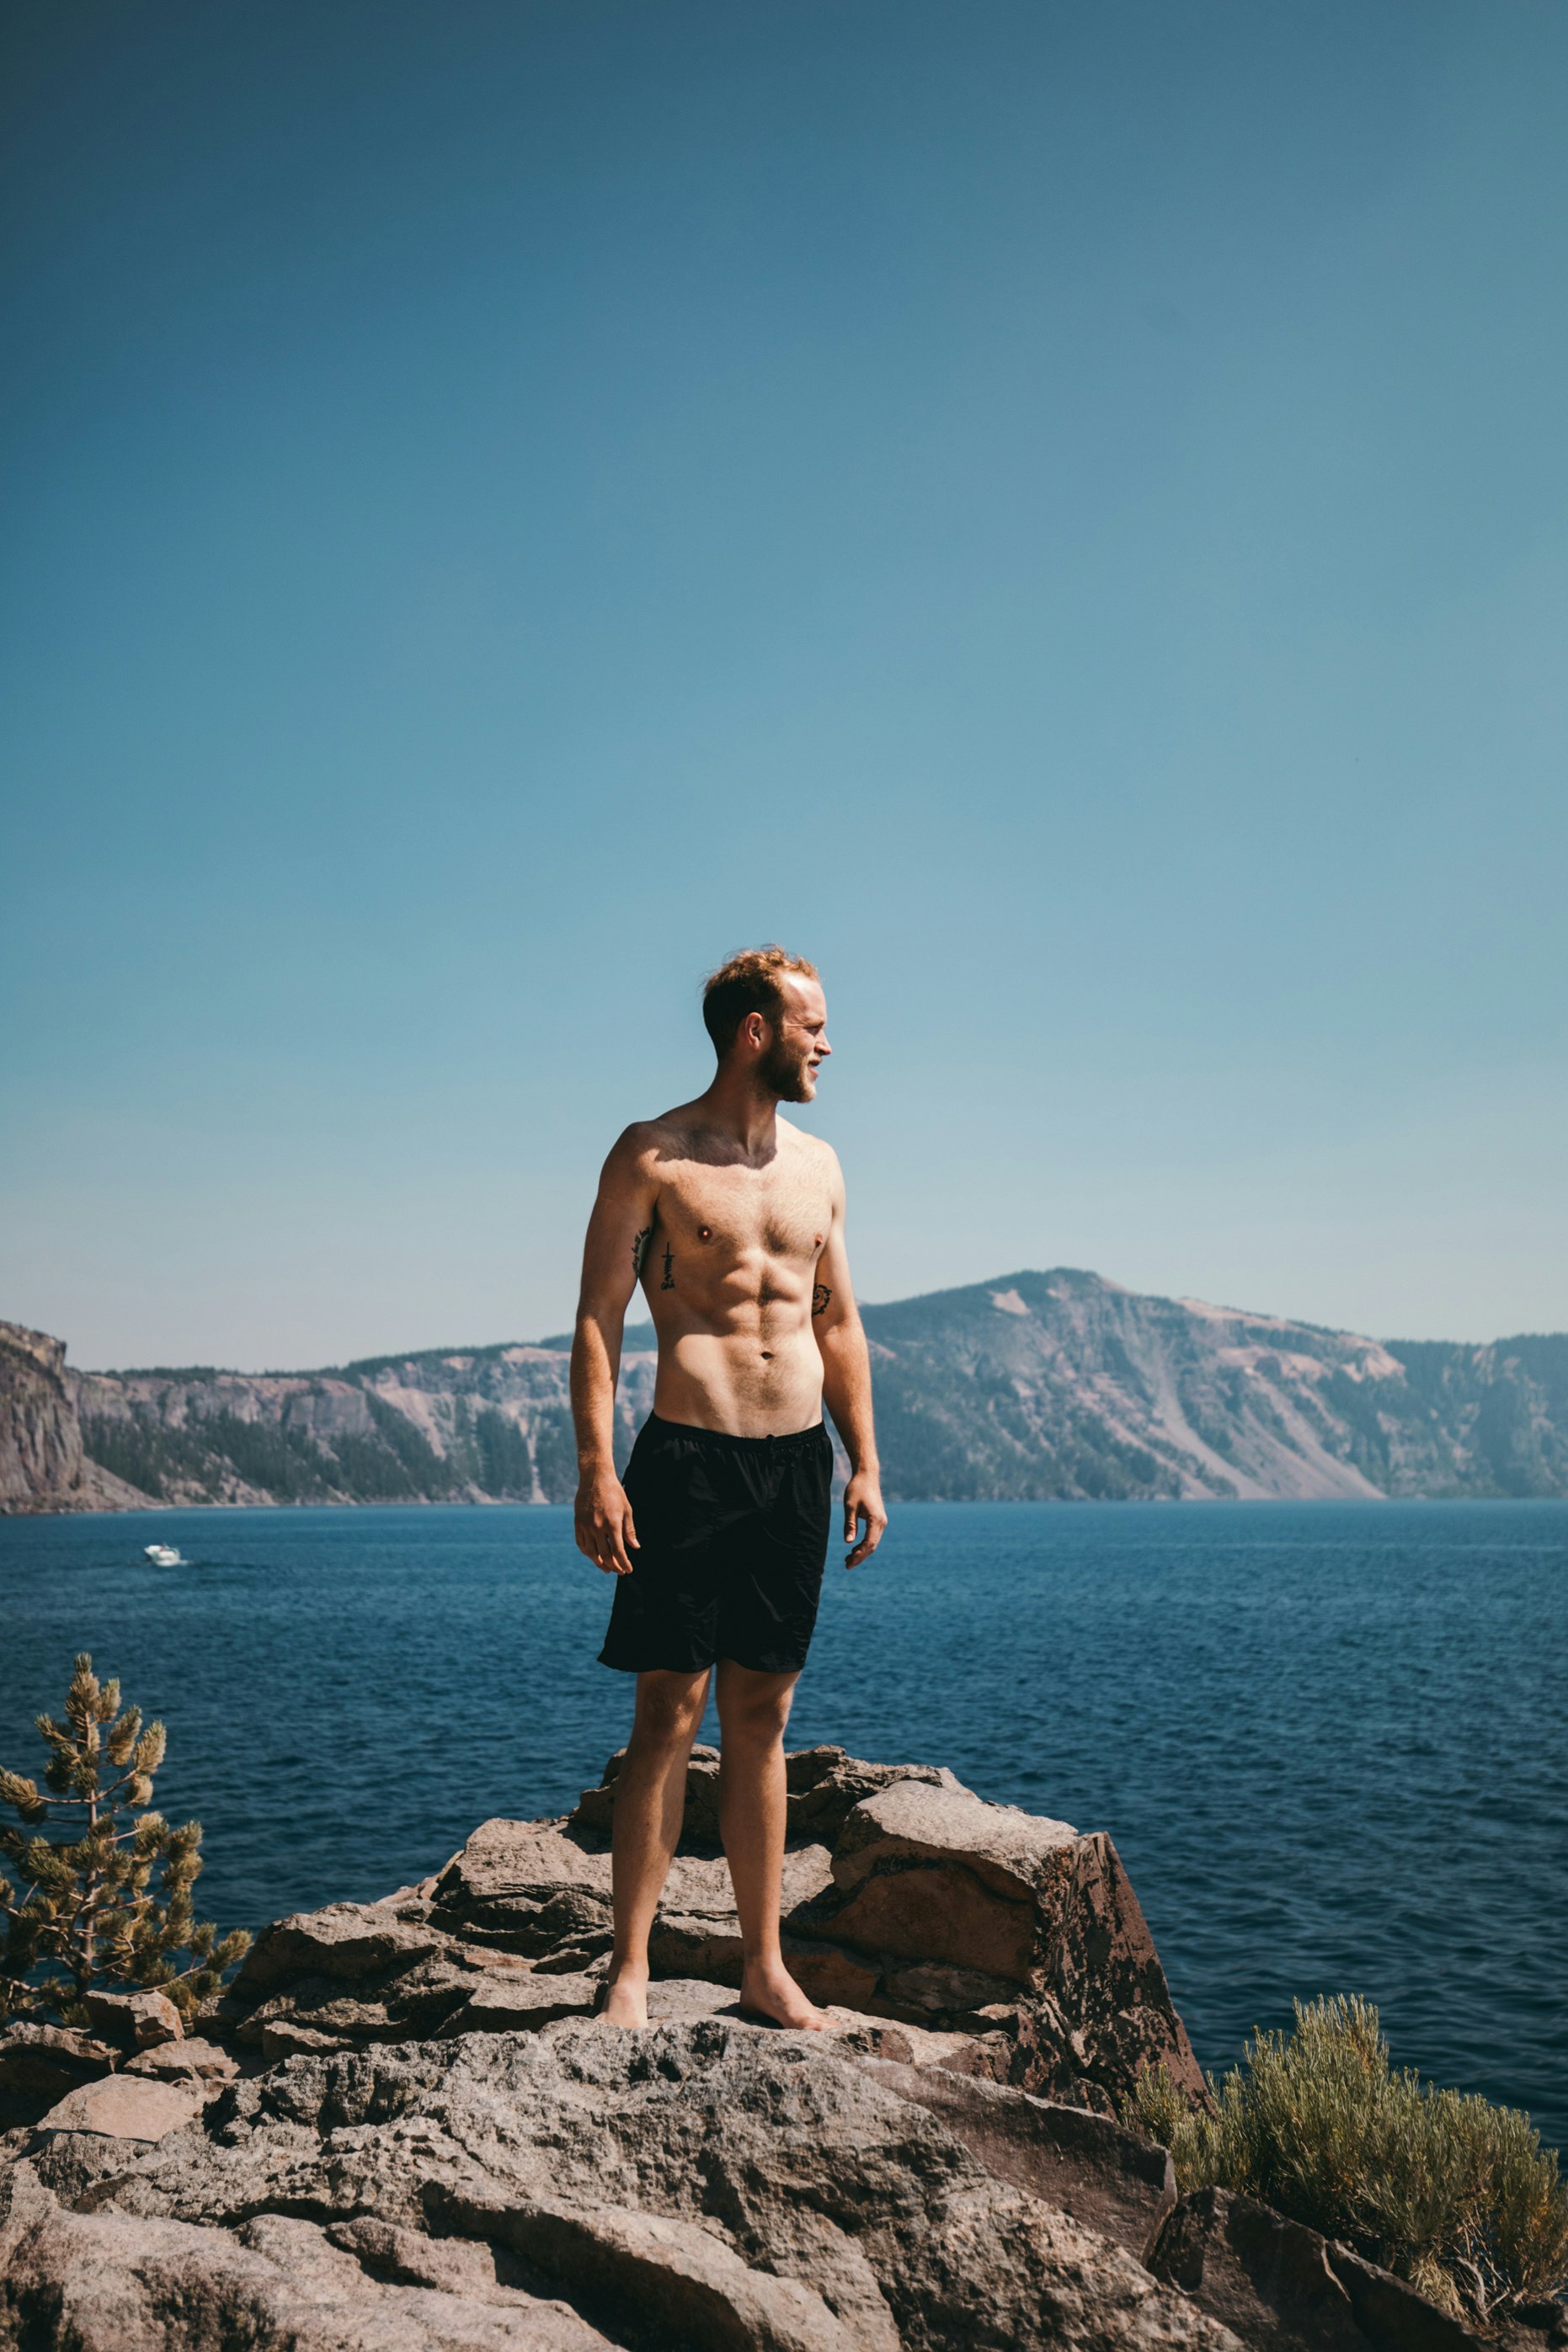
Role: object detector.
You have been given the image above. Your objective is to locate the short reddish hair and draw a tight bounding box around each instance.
[701,945,820,1057]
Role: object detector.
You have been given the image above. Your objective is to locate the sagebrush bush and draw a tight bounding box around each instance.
[1123,1995,1568,2324]
[0,1652,249,2026]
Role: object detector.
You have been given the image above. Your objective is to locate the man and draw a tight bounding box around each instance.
[570,946,887,2030]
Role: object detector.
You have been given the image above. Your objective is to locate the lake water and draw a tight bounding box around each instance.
[2,1498,1564,2150]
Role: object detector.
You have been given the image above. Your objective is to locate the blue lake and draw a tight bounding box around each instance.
[2,1497,1564,2150]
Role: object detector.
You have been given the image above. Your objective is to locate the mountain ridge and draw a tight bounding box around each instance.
[3,1268,1565,1512]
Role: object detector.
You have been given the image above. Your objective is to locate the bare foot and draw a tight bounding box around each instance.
[737,1963,827,2031]
[600,1971,649,2029]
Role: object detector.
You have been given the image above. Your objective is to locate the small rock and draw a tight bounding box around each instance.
[125,2035,238,2084]
[259,2020,356,2061]
[84,1987,184,2050]
[573,1743,723,1844]
[432,1820,615,1913]
[833,1773,1080,1901]
[190,1988,253,2038]
[232,1901,445,1994]
[0,2023,117,2106]
[805,1776,1074,1981]
[36,2073,205,2141]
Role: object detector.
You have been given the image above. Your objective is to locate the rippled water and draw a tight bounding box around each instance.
[2,1499,1563,2147]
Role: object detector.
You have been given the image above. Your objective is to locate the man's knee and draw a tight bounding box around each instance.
[630,1672,708,1754]
[717,1672,796,1748]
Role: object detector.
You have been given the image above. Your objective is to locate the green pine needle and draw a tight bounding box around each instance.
[0,1652,251,2026]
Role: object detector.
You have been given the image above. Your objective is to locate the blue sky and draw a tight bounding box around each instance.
[3,0,1564,1368]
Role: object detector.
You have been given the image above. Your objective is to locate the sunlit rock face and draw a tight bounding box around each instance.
[0,1320,142,1513]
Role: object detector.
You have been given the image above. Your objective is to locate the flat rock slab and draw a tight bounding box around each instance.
[125,2038,238,2084]
[437,1821,616,1907]
[449,1975,604,2032]
[832,1776,1080,1900]
[645,1978,739,2023]
[632,1985,979,2055]
[38,2074,205,2141]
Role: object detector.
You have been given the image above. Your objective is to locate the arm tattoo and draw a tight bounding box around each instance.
[812,1283,832,1317]
[631,1226,652,1276]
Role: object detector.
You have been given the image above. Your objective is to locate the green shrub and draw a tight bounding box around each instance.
[1123,1996,1568,2324]
[0,1654,250,2026]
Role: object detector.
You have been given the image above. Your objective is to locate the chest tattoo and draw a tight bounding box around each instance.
[660,1243,675,1291]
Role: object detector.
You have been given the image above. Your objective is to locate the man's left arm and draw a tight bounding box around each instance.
[811,1162,888,1569]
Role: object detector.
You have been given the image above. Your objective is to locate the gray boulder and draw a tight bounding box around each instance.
[83,1987,185,2051]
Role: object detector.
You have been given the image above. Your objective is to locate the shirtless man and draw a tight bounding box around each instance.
[570,946,887,2031]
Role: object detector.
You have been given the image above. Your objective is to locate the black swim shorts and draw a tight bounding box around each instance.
[598,1413,834,1676]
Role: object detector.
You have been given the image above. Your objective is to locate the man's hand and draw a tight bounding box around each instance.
[575,1472,639,1576]
[843,1469,887,1569]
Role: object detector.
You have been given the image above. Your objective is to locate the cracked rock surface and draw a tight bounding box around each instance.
[2,2021,1235,2352]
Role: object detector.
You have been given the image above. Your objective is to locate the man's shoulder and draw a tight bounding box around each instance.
[605,1107,698,1165]
[779,1119,842,1176]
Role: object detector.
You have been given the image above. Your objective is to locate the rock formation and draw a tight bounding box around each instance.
[8,1273,1568,1512]
[3,1747,1544,2352]
[0,1320,143,1514]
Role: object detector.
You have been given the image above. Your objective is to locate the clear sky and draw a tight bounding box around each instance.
[3,0,1564,1371]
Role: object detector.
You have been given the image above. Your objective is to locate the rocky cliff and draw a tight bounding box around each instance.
[4,1747,1542,2352]
[0,1322,144,1515]
[3,1271,1567,1512]
[861,1270,1568,1501]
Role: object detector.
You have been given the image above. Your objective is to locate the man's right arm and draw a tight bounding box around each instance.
[570,1129,658,1576]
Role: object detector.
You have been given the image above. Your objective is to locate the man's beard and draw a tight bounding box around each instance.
[760,1038,814,1103]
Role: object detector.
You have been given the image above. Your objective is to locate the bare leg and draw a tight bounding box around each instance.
[603,1668,709,2028]
[715,1661,825,2030]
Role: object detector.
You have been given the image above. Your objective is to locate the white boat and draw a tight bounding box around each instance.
[143,1543,184,1566]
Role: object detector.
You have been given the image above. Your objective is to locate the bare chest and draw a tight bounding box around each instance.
[658,1160,832,1266]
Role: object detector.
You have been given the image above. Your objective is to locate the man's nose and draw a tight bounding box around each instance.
[818,1036,832,1057]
